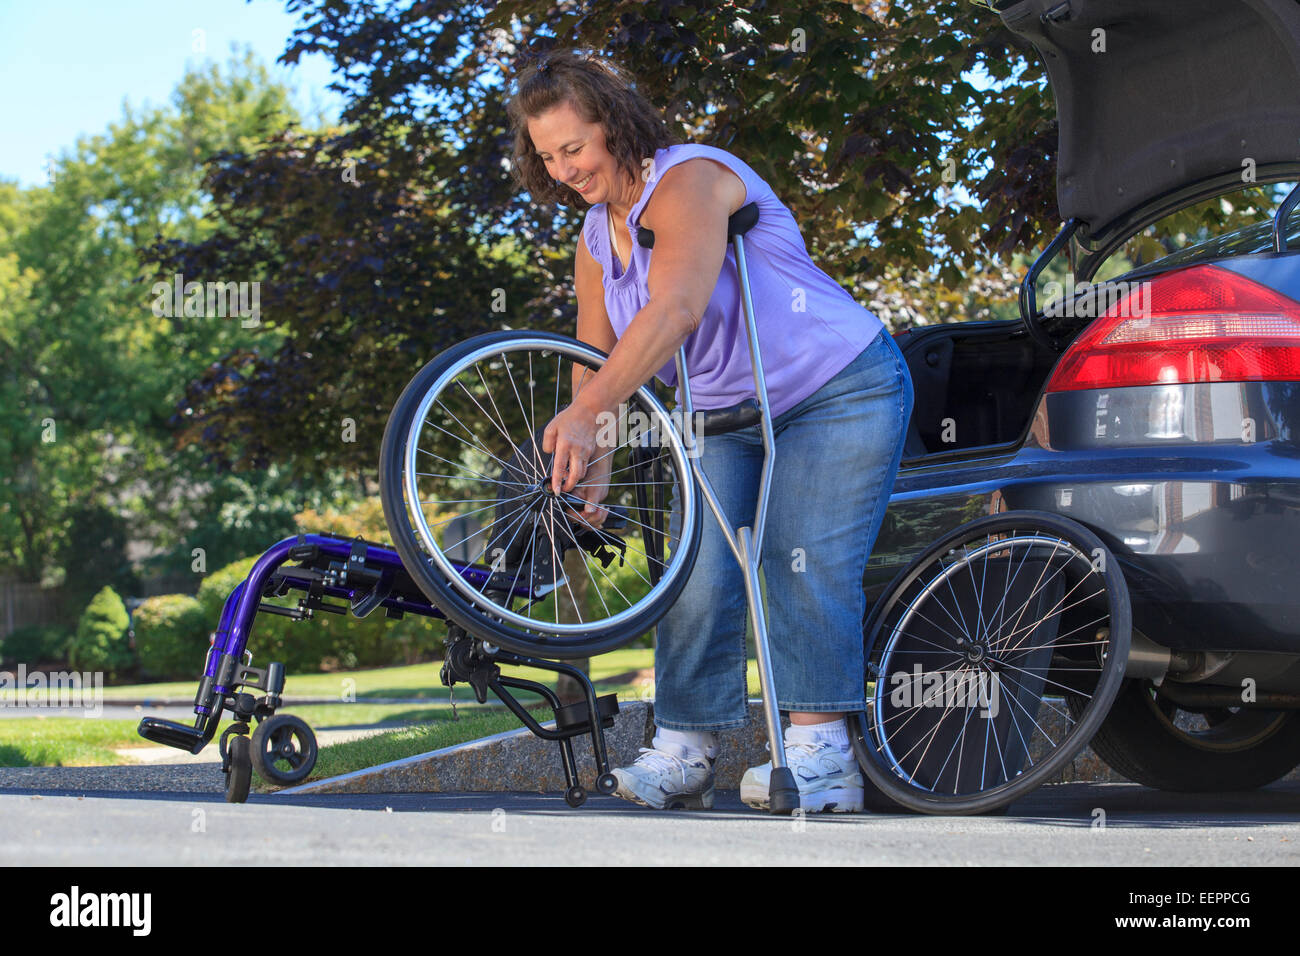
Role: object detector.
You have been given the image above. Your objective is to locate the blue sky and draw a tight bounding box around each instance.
[0,0,346,188]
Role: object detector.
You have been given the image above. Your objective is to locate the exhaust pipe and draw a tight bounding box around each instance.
[1125,628,1171,684]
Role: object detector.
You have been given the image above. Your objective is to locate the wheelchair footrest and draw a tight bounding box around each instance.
[553,693,620,731]
[138,716,206,755]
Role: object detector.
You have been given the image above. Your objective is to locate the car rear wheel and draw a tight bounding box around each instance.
[1071,679,1300,791]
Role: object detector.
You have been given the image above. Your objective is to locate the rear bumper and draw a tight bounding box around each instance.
[1012,472,1300,652]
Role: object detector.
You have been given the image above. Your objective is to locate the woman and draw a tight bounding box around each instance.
[507,50,914,812]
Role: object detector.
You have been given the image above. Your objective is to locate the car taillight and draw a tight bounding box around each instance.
[1044,264,1300,392]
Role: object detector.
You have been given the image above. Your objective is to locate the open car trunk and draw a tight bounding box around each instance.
[896,321,1059,460]
[997,0,1300,245]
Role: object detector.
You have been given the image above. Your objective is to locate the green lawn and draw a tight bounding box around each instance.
[99,646,660,701]
[0,706,516,770]
[2,648,766,771]
[0,718,145,767]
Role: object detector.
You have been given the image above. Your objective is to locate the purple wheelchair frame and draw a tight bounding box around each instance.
[137,530,619,799]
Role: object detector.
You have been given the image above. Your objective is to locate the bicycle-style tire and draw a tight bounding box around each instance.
[379,331,703,658]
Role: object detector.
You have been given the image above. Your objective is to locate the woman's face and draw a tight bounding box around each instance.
[528,100,635,207]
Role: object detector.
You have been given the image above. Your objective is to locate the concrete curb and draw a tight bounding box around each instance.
[276,698,1128,795]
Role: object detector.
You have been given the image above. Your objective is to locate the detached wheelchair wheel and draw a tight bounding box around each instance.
[380,331,702,659]
[851,510,1130,815]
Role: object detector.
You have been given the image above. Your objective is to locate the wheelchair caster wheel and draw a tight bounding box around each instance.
[595,772,618,796]
[251,714,318,786]
[225,735,252,804]
[564,786,587,808]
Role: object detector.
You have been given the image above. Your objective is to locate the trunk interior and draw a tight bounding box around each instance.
[896,321,1060,460]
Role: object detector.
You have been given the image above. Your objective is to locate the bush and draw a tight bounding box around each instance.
[316,603,442,671]
[197,557,324,674]
[293,496,391,543]
[68,586,133,679]
[134,594,210,680]
[0,624,72,665]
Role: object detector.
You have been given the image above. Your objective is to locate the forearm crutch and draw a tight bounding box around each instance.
[637,202,801,815]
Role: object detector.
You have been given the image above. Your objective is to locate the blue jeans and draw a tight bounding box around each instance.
[654,331,914,730]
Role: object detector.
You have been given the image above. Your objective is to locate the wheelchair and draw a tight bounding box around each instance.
[139,202,1132,815]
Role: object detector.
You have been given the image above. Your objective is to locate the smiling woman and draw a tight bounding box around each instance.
[506,52,681,213]
[503,49,913,814]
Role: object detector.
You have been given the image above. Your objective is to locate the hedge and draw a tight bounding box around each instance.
[133,594,211,680]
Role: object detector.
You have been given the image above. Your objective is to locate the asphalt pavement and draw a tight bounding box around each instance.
[3,778,1299,866]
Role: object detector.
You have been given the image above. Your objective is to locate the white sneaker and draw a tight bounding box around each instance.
[741,739,864,813]
[611,742,715,810]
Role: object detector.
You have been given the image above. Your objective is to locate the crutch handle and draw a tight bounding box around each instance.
[636,201,760,250]
[698,397,761,436]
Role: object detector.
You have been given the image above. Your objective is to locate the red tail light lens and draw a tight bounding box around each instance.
[1044,264,1300,392]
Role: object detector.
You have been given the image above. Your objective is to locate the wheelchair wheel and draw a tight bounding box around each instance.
[250,714,318,786]
[851,510,1130,814]
[380,331,702,658]
[224,735,252,804]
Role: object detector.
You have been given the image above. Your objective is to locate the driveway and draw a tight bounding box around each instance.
[2,773,1298,866]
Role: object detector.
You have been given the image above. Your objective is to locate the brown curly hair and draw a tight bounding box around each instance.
[506,49,683,209]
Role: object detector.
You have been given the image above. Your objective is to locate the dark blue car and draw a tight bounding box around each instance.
[854,0,1300,812]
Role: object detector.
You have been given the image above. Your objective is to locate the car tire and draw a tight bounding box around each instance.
[1073,678,1300,791]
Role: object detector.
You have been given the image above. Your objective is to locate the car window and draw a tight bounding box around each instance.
[1091,182,1299,281]
[1140,202,1300,270]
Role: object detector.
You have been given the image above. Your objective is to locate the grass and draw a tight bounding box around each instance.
[256,708,539,792]
[98,646,660,701]
[0,718,144,767]
[0,703,503,769]
[2,647,766,772]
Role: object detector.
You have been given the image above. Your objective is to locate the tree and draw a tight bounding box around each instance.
[0,49,322,584]
[143,0,1041,473]
[150,0,1280,475]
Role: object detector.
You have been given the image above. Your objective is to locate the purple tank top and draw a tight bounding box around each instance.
[581,143,884,418]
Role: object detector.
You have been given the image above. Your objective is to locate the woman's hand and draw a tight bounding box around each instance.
[541,399,613,526]
[571,451,612,527]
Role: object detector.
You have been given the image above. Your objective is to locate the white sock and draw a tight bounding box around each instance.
[654,727,718,760]
[786,719,850,751]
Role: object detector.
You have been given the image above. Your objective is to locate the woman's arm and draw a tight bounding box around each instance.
[571,236,617,403]
[560,237,620,524]
[543,160,739,494]
[567,162,737,420]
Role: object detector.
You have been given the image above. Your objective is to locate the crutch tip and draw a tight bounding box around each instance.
[767,768,801,815]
